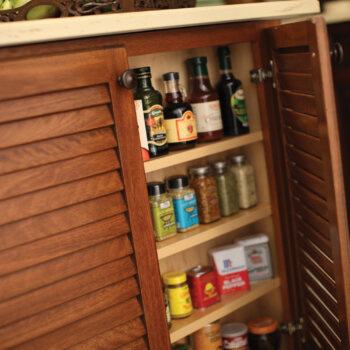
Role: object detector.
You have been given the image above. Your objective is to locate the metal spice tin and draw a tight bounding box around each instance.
[187,265,221,309]
[193,320,223,350]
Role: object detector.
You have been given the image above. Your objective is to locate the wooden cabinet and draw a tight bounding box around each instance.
[0,11,350,350]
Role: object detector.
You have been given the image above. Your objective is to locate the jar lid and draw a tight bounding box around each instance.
[191,166,210,176]
[212,161,227,172]
[248,317,279,335]
[163,271,187,285]
[163,72,179,81]
[147,182,166,196]
[231,154,246,165]
[221,323,248,337]
[168,175,189,189]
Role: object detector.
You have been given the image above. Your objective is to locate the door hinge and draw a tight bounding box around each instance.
[250,60,276,88]
[280,317,306,343]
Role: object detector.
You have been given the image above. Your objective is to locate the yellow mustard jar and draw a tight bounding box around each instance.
[163,271,193,319]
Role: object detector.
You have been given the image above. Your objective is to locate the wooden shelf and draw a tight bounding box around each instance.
[157,202,271,260]
[144,131,263,174]
[169,277,281,343]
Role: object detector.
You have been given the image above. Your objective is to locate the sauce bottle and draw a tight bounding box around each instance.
[187,56,223,142]
[217,46,250,136]
[162,72,198,150]
[133,66,168,158]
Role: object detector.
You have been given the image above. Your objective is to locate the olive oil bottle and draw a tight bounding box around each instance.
[134,66,168,157]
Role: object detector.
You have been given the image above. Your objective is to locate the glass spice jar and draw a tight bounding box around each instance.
[189,166,221,224]
[230,154,258,209]
[167,175,199,233]
[163,271,193,319]
[247,317,281,350]
[212,161,239,217]
[147,182,177,241]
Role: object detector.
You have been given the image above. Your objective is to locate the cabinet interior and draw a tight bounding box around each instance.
[129,41,284,343]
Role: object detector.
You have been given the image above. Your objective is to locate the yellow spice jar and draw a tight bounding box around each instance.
[163,271,193,319]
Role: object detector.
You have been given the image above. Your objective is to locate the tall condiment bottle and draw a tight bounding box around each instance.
[133,66,168,158]
[217,46,250,136]
[162,72,198,150]
[187,56,223,142]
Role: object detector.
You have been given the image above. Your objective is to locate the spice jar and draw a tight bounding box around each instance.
[189,166,221,224]
[221,323,248,350]
[147,182,177,241]
[229,155,258,209]
[247,317,281,350]
[167,175,199,232]
[163,271,193,319]
[212,161,239,217]
[193,320,223,350]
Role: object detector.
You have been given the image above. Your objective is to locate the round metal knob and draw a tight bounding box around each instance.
[330,42,344,65]
[117,70,137,89]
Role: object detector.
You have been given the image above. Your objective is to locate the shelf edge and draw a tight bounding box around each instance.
[157,203,271,260]
[169,276,281,343]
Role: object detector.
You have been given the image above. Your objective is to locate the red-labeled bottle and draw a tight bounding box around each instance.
[187,56,223,142]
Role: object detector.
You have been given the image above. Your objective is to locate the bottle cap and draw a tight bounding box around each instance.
[134,66,151,77]
[163,72,179,81]
[217,45,233,71]
[231,154,246,165]
[168,175,189,189]
[221,323,248,337]
[163,271,187,285]
[147,182,166,196]
[212,161,227,173]
[248,317,279,335]
[187,56,208,77]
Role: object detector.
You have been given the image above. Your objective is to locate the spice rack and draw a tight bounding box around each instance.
[137,41,281,345]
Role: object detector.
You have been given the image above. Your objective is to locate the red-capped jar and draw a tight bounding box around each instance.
[221,323,248,350]
[186,265,220,309]
[247,317,280,350]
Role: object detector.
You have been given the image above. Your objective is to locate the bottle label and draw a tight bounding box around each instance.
[144,104,168,147]
[134,100,150,161]
[231,87,249,127]
[191,100,223,133]
[164,110,198,143]
[150,200,177,240]
[173,193,199,230]
[167,284,193,317]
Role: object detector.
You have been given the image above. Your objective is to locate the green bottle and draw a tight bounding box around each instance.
[133,66,169,158]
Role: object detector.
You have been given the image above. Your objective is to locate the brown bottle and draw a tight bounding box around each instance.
[187,56,223,142]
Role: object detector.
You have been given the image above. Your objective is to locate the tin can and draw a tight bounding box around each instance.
[163,271,193,319]
[193,320,223,350]
[221,323,248,350]
[187,265,221,309]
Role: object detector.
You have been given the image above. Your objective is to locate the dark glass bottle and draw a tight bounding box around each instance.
[162,72,198,150]
[133,66,168,158]
[217,46,250,136]
[187,56,223,142]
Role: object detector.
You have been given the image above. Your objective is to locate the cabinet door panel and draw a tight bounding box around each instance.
[266,16,350,349]
[0,47,170,349]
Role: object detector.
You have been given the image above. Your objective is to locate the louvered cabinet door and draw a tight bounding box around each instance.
[265,16,350,349]
[0,47,170,349]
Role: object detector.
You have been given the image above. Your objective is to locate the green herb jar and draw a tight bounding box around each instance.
[212,161,240,217]
[147,182,177,241]
[230,155,258,209]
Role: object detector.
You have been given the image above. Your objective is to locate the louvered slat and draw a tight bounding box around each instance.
[282,109,319,137]
[68,318,147,350]
[0,192,126,251]
[280,91,317,116]
[285,127,321,158]
[275,52,312,73]
[278,72,314,94]
[119,338,149,350]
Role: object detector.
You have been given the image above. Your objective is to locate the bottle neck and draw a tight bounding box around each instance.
[189,75,213,93]
[164,79,183,103]
[218,53,236,79]
[136,76,154,91]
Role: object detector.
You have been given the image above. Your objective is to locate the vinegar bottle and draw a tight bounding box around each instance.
[162,72,198,150]
[187,56,223,142]
[217,46,250,136]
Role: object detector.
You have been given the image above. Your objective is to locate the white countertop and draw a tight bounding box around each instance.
[0,0,320,47]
